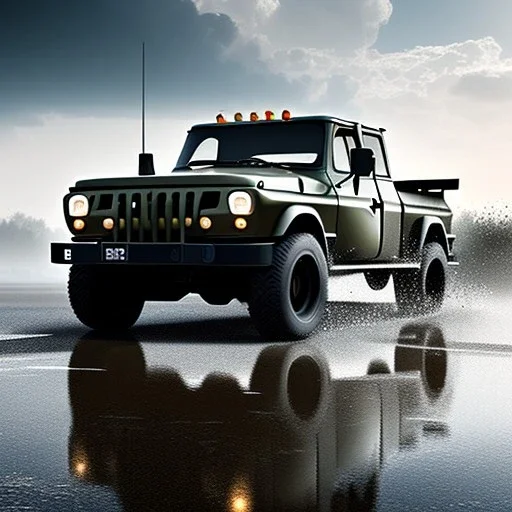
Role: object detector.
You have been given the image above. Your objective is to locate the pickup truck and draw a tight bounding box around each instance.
[51,112,459,339]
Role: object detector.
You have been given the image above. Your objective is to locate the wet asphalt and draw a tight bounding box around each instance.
[1,281,512,511]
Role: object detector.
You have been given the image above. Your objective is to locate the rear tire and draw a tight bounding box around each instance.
[68,265,145,331]
[394,242,447,314]
[248,233,328,340]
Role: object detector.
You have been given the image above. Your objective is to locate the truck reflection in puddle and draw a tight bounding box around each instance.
[67,323,451,511]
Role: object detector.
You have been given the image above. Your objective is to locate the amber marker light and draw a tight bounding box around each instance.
[282,109,291,120]
[234,218,247,230]
[234,112,243,121]
[250,112,259,121]
[200,216,212,230]
[216,113,226,123]
[103,218,114,230]
[265,110,275,120]
[73,219,85,231]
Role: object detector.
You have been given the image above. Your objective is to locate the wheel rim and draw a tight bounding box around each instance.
[425,259,445,306]
[289,254,321,320]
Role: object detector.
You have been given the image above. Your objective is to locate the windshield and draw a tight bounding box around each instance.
[175,121,325,170]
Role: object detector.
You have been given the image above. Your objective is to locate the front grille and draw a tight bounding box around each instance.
[108,190,212,243]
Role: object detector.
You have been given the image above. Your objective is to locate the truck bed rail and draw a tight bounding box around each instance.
[394,179,459,193]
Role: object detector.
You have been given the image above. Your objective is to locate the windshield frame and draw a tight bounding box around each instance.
[175,120,328,171]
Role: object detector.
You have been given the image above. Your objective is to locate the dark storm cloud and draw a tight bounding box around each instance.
[0,0,302,122]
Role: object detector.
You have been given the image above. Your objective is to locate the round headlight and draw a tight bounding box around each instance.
[228,191,253,215]
[68,195,89,217]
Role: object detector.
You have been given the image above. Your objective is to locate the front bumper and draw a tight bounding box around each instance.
[51,242,274,267]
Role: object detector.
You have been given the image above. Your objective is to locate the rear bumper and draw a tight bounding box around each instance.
[51,242,274,267]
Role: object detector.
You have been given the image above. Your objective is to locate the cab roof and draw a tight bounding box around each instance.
[191,115,385,134]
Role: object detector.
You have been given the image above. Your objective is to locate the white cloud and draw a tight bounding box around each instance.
[193,0,393,56]
[344,37,512,101]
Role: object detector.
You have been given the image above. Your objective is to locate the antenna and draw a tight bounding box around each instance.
[138,41,155,175]
[142,41,145,153]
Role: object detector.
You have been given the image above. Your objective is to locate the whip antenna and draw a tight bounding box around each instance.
[142,41,145,153]
[138,41,155,175]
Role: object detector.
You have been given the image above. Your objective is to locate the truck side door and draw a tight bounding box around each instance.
[362,133,402,260]
[330,128,382,261]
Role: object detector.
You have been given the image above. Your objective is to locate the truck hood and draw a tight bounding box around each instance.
[72,168,331,195]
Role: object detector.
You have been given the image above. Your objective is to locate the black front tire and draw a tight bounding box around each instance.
[394,242,447,314]
[248,233,328,340]
[68,265,145,331]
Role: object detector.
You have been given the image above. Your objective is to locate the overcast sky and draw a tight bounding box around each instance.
[1,0,511,228]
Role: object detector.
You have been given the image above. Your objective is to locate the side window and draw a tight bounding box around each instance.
[362,134,388,177]
[333,131,356,173]
[189,137,218,162]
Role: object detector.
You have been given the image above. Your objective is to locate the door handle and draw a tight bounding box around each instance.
[370,198,383,214]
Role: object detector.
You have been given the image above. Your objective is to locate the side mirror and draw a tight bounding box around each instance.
[139,153,155,176]
[350,147,375,177]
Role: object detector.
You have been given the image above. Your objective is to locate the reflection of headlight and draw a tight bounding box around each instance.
[68,195,89,217]
[228,191,253,215]
[74,461,88,477]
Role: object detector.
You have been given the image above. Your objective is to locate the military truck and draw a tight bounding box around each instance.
[51,111,459,339]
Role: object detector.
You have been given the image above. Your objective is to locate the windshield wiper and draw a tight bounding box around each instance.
[174,159,239,170]
[175,158,293,171]
[235,157,292,170]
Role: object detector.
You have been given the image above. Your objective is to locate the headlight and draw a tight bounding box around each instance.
[68,195,89,217]
[228,191,253,215]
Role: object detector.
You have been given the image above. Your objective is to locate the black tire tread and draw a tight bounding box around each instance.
[394,242,447,314]
[248,233,327,340]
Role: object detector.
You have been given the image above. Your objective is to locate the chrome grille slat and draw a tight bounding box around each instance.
[151,191,158,242]
[126,192,133,243]
[139,192,146,242]
[193,192,201,223]
[179,192,186,244]
[164,192,172,243]
[113,192,119,243]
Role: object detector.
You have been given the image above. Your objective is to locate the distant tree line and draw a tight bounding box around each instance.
[0,213,66,264]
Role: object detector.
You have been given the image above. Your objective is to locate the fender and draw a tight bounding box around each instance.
[407,216,449,257]
[273,205,332,256]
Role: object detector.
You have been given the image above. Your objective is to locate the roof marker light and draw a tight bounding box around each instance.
[216,113,226,123]
[234,112,243,122]
[250,112,259,122]
[282,109,291,120]
[265,110,275,120]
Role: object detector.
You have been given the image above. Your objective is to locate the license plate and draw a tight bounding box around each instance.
[103,244,128,262]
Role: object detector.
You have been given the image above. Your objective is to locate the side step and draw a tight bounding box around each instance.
[330,262,420,275]
[330,261,459,275]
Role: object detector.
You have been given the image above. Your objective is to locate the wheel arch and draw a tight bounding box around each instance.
[406,216,449,259]
[273,205,329,258]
